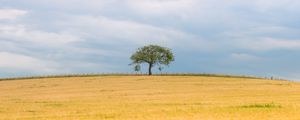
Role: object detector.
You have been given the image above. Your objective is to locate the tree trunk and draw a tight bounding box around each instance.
[148,63,153,75]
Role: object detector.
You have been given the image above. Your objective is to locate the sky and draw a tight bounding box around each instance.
[1,0,300,80]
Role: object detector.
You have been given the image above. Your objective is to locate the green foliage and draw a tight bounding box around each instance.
[130,45,174,65]
[130,45,174,75]
[239,103,282,108]
[158,66,164,73]
[134,64,141,73]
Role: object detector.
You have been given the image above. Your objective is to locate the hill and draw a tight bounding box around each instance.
[0,76,299,120]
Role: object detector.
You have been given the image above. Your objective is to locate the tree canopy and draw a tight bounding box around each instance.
[130,45,174,75]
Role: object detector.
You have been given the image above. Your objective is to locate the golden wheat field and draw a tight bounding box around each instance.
[0,76,300,120]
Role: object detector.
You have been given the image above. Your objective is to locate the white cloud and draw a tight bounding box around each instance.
[223,24,300,51]
[230,53,261,61]
[235,37,300,51]
[0,0,116,13]
[249,0,300,11]
[0,9,28,20]
[0,24,81,46]
[124,0,300,19]
[126,0,197,16]
[59,15,212,50]
[0,52,59,73]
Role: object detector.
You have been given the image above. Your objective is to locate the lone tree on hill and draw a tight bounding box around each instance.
[130,45,174,75]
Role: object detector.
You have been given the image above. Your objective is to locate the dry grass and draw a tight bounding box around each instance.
[0,76,300,120]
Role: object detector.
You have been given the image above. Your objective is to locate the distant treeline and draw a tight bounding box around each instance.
[0,73,283,81]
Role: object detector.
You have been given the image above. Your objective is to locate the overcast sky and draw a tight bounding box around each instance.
[1,0,300,80]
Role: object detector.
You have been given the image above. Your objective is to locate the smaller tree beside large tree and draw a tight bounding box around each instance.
[130,45,174,75]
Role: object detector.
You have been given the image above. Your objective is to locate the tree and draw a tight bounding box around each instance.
[130,45,174,75]
[134,64,141,74]
[158,66,164,74]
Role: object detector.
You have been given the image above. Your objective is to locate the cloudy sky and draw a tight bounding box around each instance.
[1,0,300,80]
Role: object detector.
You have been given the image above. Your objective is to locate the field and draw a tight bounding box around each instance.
[0,76,300,120]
